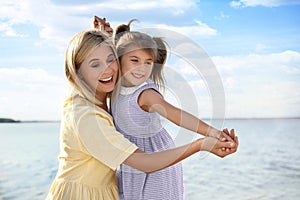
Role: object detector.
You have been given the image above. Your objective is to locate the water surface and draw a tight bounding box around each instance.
[0,119,299,199]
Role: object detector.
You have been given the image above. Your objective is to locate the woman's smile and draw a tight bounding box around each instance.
[99,76,113,84]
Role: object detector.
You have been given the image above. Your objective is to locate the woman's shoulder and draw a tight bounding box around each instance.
[65,95,113,123]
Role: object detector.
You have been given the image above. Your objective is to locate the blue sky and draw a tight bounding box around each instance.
[0,0,299,120]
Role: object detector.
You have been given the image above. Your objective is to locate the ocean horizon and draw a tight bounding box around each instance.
[1,116,300,123]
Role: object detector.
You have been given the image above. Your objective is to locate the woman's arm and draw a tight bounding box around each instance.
[138,89,232,141]
[123,129,238,173]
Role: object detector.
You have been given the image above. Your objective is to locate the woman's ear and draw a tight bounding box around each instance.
[77,69,84,79]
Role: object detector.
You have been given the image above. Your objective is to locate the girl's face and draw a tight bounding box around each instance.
[120,49,154,87]
[78,44,118,101]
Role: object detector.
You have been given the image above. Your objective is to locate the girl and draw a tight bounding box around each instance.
[111,25,235,200]
[46,29,238,200]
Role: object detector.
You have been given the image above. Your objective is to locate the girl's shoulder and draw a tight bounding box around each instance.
[138,79,159,94]
[119,80,159,97]
[137,80,164,103]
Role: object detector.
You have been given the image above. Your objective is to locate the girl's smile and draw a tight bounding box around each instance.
[131,72,145,79]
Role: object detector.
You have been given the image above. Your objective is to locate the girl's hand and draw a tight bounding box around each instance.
[202,129,239,157]
[209,128,235,151]
[211,128,234,141]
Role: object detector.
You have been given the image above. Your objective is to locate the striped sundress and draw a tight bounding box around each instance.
[111,80,185,200]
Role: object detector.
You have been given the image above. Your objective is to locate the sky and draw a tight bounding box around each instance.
[0,0,300,121]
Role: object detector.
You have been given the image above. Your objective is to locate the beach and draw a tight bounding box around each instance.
[0,118,299,199]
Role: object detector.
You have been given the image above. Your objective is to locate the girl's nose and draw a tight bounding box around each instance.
[137,64,147,72]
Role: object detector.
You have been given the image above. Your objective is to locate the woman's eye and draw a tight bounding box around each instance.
[130,59,138,63]
[107,58,115,64]
[107,55,116,64]
[91,63,100,68]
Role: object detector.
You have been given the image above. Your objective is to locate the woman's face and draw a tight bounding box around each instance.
[120,49,154,87]
[78,44,118,101]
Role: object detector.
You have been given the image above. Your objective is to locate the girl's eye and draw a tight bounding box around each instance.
[145,61,153,66]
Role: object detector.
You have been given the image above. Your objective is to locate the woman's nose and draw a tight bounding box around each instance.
[104,61,117,74]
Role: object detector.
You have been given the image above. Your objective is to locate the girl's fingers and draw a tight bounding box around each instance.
[223,128,229,135]
[230,129,235,138]
[235,136,239,146]
[221,128,234,142]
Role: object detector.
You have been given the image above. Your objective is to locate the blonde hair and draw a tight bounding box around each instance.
[115,27,167,91]
[64,29,119,106]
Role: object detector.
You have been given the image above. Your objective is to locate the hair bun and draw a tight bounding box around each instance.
[115,19,138,43]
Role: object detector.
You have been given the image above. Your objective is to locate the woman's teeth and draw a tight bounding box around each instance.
[99,77,112,83]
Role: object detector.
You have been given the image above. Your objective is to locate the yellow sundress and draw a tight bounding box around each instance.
[46,95,138,200]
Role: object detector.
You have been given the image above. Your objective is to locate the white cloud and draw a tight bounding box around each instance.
[93,0,197,15]
[163,56,225,119]
[0,23,26,37]
[151,20,217,38]
[213,50,300,75]
[214,12,230,20]
[230,0,300,8]
[211,50,300,118]
[255,43,267,53]
[0,0,205,51]
[0,0,31,37]
[0,0,73,49]
[0,1,32,23]
[0,68,67,120]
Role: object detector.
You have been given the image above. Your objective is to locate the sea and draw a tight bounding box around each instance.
[0,118,299,200]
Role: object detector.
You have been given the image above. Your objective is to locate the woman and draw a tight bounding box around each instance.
[46,29,238,200]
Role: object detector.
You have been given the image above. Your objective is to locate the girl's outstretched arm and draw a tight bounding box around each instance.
[138,88,233,142]
[123,131,238,173]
